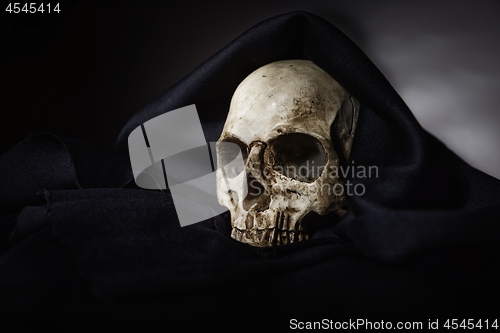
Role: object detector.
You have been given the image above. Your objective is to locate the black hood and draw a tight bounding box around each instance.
[116,10,500,261]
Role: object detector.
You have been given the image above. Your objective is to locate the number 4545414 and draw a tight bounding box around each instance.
[444,319,498,330]
[6,3,60,13]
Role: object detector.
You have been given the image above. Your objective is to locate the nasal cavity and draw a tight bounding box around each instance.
[243,173,268,211]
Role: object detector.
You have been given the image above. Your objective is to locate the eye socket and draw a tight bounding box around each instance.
[216,137,248,178]
[269,133,327,182]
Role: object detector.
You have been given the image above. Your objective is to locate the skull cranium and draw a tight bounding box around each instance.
[216,59,359,247]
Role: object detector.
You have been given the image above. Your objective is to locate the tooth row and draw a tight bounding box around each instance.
[231,227,309,247]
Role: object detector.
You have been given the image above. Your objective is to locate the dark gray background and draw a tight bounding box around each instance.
[2,0,499,179]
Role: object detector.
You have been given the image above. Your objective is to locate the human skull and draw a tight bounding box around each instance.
[216,59,359,247]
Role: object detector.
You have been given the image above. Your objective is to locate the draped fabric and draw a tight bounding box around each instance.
[1,11,499,331]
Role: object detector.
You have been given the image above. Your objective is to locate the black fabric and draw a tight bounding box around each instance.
[1,11,500,331]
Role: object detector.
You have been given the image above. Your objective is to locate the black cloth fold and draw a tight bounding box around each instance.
[1,10,500,331]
